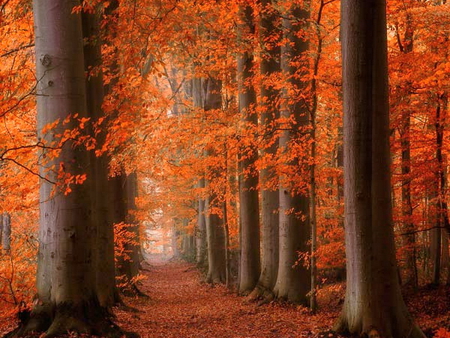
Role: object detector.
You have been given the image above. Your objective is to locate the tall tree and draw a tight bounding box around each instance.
[9,1,128,336]
[82,4,117,308]
[250,0,280,301]
[237,1,261,295]
[196,177,208,269]
[204,77,227,284]
[334,0,425,336]
[273,2,311,305]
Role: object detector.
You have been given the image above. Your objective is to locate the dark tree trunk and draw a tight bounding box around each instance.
[196,178,207,268]
[396,13,418,288]
[204,77,226,284]
[273,3,311,306]
[250,0,280,301]
[237,3,260,295]
[334,1,425,337]
[115,172,144,296]
[82,6,117,308]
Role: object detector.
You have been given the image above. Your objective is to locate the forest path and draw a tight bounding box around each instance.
[114,258,336,338]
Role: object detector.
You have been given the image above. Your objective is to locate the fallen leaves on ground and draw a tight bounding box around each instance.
[115,259,337,338]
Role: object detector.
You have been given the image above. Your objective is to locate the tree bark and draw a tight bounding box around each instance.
[115,172,144,296]
[82,5,117,308]
[196,178,207,268]
[204,77,226,284]
[250,0,280,301]
[394,12,418,288]
[273,4,311,305]
[1,212,11,253]
[334,1,425,336]
[12,2,128,336]
[237,3,260,295]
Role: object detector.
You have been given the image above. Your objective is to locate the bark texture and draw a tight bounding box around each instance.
[237,3,260,295]
[273,4,311,305]
[250,0,280,300]
[204,77,226,284]
[1,213,11,253]
[11,1,129,337]
[82,7,117,308]
[334,1,425,337]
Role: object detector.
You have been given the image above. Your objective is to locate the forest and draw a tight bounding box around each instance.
[0,0,449,337]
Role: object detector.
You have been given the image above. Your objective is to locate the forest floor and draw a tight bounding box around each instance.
[2,258,449,337]
[115,257,450,338]
[115,258,337,338]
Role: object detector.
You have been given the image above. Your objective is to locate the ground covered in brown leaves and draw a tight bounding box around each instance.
[115,258,450,338]
[115,259,337,338]
[2,258,449,337]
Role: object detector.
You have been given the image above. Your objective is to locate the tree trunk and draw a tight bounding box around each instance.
[116,172,143,296]
[196,178,207,268]
[237,3,260,295]
[1,212,11,253]
[204,77,226,284]
[250,0,280,301]
[12,2,126,336]
[400,111,418,287]
[193,76,208,269]
[396,12,418,289]
[273,4,311,305]
[309,0,327,312]
[82,6,117,308]
[171,225,179,258]
[334,1,425,336]
[205,193,227,284]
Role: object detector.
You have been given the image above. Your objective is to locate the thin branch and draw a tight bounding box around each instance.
[1,43,35,58]
[398,225,446,236]
[1,157,56,185]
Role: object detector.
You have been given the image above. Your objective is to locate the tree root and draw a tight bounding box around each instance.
[4,300,139,338]
[120,284,149,299]
[247,285,274,306]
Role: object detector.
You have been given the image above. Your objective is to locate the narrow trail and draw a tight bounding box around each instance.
[114,259,336,338]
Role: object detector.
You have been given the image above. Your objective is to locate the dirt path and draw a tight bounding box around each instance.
[114,259,336,338]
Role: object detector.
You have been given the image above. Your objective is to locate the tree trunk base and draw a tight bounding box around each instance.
[120,284,149,299]
[5,300,139,338]
[247,285,274,305]
[333,312,426,338]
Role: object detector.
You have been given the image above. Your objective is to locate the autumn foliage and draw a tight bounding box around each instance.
[0,0,449,336]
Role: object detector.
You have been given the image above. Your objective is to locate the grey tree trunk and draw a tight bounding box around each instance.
[334,1,425,337]
[1,212,11,253]
[13,1,126,336]
[193,78,208,269]
[237,3,260,295]
[196,187,207,268]
[204,77,226,284]
[273,4,311,305]
[196,184,207,268]
[250,0,280,301]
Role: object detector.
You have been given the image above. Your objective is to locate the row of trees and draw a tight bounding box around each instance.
[0,0,449,337]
